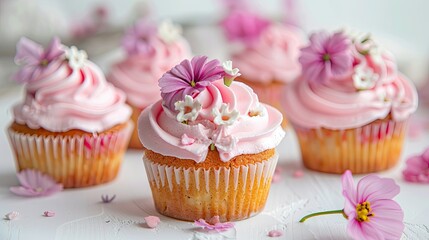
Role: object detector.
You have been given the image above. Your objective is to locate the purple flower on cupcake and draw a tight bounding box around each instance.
[159,56,225,111]
[299,29,399,92]
[220,10,270,46]
[121,18,158,56]
[14,37,65,83]
[299,31,353,83]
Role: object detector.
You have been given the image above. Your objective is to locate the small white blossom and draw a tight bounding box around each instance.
[65,46,88,69]
[248,104,266,117]
[212,103,239,126]
[222,60,241,87]
[158,19,182,44]
[174,95,202,123]
[343,28,379,55]
[353,64,379,90]
[223,60,241,78]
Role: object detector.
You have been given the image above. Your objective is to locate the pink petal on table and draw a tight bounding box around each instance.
[43,211,55,217]
[194,216,234,232]
[272,172,282,183]
[10,169,63,197]
[144,216,160,228]
[268,229,283,237]
[5,211,19,220]
[293,170,304,178]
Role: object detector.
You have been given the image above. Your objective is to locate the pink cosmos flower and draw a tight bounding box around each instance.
[159,56,225,111]
[14,37,64,83]
[300,170,404,240]
[342,170,404,240]
[299,31,353,83]
[10,169,63,197]
[194,215,234,232]
[403,148,429,183]
[121,18,158,56]
[220,10,270,46]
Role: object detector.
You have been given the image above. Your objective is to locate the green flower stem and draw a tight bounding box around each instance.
[299,209,346,223]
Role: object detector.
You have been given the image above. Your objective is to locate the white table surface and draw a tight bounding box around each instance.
[1,88,429,240]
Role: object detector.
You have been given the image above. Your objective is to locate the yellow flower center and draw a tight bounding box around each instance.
[222,115,230,121]
[190,80,196,87]
[40,59,49,66]
[322,53,330,61]
[356,201,374,222]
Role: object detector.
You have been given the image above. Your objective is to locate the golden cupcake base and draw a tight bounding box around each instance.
[294,119,407,174]
[143,149,278,221]
[7,121,133,188]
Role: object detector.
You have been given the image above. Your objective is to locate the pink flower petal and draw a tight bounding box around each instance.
[5,211,19,220]
[341,170,358,216]
[10,170,63,197]
[356,174,400,203]
[144,216,160,228]
[43,211,55,217]
[370,199,404,225]
[194,216,234,232]
[268,229,283,237]
[271,172,282,183]
[15,37,43,65]
[293,170,304,178]
[181,134,195,146]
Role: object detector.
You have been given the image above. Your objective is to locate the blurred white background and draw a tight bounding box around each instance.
[1,0,428,91]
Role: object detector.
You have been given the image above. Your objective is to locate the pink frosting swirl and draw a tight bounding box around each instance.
[138,80,285,162]
[232,24,303,83]
[108,38,191,108]
[282,52,418,129]
[13,60,131,132]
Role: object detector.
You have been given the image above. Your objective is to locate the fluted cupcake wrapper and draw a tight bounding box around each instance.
[143,151,279,222]
[7,122,133,188]
[293,119,408,174]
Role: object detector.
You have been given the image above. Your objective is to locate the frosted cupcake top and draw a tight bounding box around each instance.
[12,37,131,132]
[138,56,285,162]
[108,19,191,108]
[221,10,303,83]
[283,30,418,129]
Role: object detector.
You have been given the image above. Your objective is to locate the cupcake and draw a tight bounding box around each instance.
[138,56,285,221]
[282,30,418,174]
[7,37,133,188]
[108,18,191,149]
[221,9,304,127]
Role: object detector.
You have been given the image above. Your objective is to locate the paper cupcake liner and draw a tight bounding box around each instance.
[293,119,408,174]
[7,122,133,188]
[143,151,279,222]
[238,80,288,128]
